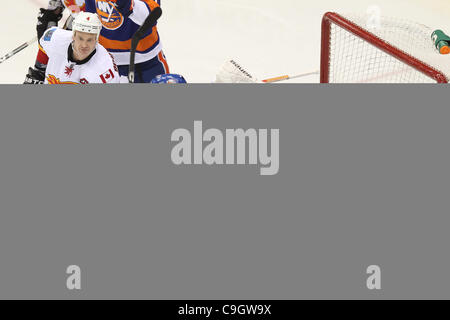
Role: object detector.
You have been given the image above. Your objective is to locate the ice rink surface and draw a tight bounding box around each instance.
[1,0,450,83]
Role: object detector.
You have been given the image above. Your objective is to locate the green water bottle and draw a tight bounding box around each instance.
[431,30,450,54]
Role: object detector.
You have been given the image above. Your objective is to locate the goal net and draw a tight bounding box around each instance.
[321,12,450,83]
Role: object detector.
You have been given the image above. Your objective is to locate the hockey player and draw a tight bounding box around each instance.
[27,0,167,83]
[24,12,120,84]
[25,0,88,83]
[84,0,169,82]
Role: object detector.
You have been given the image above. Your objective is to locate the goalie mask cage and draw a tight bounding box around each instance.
[320,12,450,83]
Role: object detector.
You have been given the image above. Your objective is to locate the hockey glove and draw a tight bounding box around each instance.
[112,0,134,18]
[47,0,65,11]
[24,67,45,85]
[36,8,63,40]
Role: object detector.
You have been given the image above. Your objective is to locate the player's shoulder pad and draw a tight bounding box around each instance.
[42,27,59,42]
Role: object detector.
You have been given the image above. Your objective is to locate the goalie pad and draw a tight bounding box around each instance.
[215,59,258,83]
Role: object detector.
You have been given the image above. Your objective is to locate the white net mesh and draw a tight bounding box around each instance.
[327,13,450,83]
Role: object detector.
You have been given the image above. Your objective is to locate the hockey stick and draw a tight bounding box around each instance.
[0,8,65,66]
[0,37,38,65]
[216,59,319,83]
[128,6,163,83]
[262,71,319,83]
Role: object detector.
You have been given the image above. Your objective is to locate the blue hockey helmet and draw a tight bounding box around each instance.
[151,74,187,84]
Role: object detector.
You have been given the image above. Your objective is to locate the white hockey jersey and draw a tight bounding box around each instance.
[39,27,120,84]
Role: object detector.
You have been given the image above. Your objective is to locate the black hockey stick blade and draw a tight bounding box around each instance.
[128,6,163,83]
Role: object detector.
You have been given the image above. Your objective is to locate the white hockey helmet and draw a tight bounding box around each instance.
[72,12,102,38]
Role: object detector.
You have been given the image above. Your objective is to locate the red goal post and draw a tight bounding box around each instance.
[320,12,449,83]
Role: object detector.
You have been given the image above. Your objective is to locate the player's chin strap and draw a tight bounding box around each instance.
[128,7,162,83]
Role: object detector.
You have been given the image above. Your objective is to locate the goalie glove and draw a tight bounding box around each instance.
[24,67,45,85]
[36,8,63,40]
[215,59,258,83]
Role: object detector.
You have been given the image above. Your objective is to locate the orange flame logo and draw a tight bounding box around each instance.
[46,74,79,84]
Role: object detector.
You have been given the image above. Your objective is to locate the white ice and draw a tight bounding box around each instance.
[1,0,450,83]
